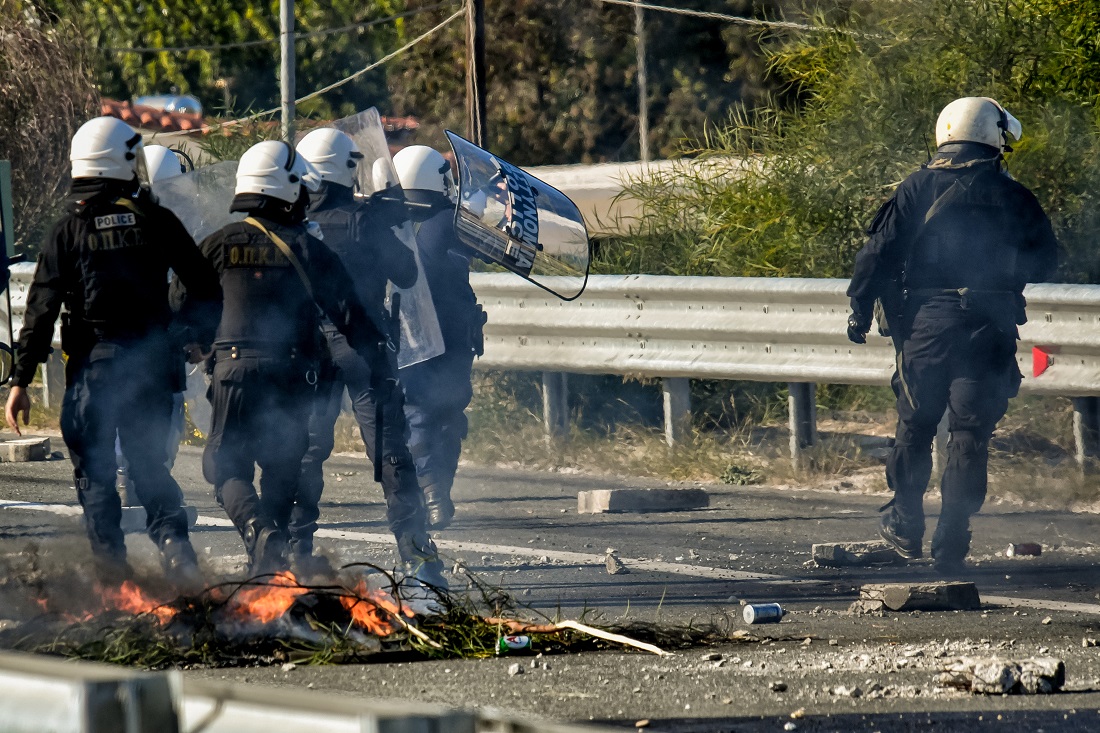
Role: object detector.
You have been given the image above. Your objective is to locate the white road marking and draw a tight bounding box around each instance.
[4,500,1096,611]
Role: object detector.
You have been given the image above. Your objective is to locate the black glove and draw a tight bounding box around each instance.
[847,313,871,345]
[370,374,400,405]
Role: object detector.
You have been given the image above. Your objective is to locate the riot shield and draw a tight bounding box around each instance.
[328,109,445,367]
[445,131,591,300]
[153,160,242,243]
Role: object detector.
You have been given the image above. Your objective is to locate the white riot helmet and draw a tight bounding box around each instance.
[70,116,146,181]
[393,145,457,202]
[235,140,322,204]
[143,145,185,183]
[935,97,1022,152]
[295,128,363,189]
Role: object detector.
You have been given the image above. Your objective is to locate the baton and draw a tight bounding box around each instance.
[374,292,401,483]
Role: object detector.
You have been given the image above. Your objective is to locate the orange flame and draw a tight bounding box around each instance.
[102,580,178,624]
[229,571,308,624]
[339,580,414,636]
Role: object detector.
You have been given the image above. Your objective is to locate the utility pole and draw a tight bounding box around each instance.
[465,0,487,146]
[635,5,649,162]
[279,0,296,142]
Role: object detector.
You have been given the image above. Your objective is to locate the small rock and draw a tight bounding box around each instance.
[828,639,839,646]
[508,663,523,676]
[721,698,732,704]
[537,555,550,564]
[784,723,797,732]
[790,708,806,719]
[281,662,297,672]
[635,721,650,729]
[701,652,722,662]
[770,681,788,692]
[801,637,812,646]
[1041,617,1052,625]
[606,553,629,575]
[1083,638,1097,648]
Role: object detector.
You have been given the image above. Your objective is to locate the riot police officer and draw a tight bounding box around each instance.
[5,117,222,587]
[292,129,447,587]
[180,139,399,577]
[847,97,1058,573]
[393,145,484,530]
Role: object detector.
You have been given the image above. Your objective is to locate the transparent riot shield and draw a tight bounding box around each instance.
[153,160,242,243]
[445,131,591,300]
[329,109,445,367]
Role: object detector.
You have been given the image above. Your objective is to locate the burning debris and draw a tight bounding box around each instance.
[0,552,725,669]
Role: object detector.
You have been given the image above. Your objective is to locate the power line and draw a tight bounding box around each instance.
[176,7,465,135]
[101,3,454,55]
[594,0,859,35]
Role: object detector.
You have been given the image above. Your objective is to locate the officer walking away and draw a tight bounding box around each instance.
[393,146,484,530]
[292,129,448,588]
[846,97,1058,573]
[180,140,396,577]
[4,117,222,588]
[115,145,192,498]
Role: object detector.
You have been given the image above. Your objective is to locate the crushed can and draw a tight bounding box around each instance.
[497,634,533,654]
[1006,543,1042,557]
[743,603,784,624]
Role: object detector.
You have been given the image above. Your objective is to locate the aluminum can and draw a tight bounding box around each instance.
[1006,543,1042,557]
[497,634,532,653]
[743,603,784,624]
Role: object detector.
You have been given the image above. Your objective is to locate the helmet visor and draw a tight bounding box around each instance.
[1002,109,1022,141]
[295,156,323,193]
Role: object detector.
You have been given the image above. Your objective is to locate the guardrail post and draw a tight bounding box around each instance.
[662,377,691,447]
[41,350,64,410]
[1072,397,1100,469]
[542,372,569,438]
[787,382,817,472]
[932,408,949,481]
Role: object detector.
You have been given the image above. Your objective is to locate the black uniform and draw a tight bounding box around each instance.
[400,205,483,529]
[181,194,391,572]
[14,179,221,577]
[290,184,430,559]
[847,142,1058,566]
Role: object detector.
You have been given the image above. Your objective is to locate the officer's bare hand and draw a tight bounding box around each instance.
[5,386,30,436]
[847,314,871,345]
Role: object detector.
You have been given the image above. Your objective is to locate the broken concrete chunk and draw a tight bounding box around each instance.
[936,657,1065,694]
[577,488,709,514]
[605,553,629,575]
[812,541,906,568]
[0,436,50,462]
[860,581,980,612]
[847,599,886,616]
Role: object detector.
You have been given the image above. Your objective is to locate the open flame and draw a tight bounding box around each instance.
[228,571,308,625]
[102,581,178,624]
[339,580,414,636]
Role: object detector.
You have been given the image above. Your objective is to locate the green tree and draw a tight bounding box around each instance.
[607,0,1100,282]
[62,0,407,118]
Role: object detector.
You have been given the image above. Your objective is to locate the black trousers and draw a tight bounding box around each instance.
[886,312,1016,555]
[401,349,474,497]
[291,330,424,551]
[203,355,311,537]
[61,336,188,562]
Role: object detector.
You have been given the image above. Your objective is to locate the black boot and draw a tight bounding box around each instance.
[93,553,134,587]
[931,518,971,576]
[879,509,923,560]
[396,531,448,590]
[243,518,289,577]
[289,537,333,580]
[160,535,204,594]
[423,485,455,531]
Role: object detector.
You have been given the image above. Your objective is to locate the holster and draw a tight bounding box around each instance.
[470,303,487,357]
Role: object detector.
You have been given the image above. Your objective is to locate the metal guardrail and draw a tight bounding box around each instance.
[0,650,610,733]
[469,273,1100,397]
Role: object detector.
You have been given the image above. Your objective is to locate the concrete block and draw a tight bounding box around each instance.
[120,505,199,534]
[577,488,709,514]
[0,436,50,462]
[937,656,1065,694]
[812,540,906,567]
[860,581,981,612]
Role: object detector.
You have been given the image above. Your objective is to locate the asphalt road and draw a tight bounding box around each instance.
[2,436,1100,732]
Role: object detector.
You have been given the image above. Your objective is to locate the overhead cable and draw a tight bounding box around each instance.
[594,0,859,35]
[102,2,454,55]
[177,7,465,135]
